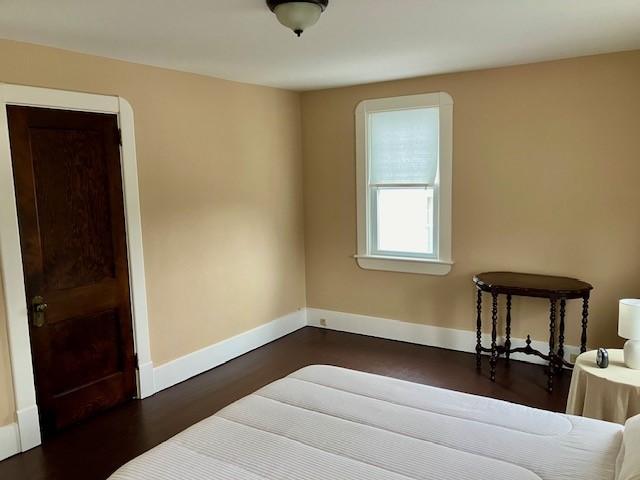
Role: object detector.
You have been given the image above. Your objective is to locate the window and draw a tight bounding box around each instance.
[355,92,453,275]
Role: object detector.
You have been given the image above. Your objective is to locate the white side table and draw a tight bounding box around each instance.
[566,349,640,424]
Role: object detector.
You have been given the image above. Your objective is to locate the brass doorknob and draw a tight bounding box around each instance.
[31,295,48,327]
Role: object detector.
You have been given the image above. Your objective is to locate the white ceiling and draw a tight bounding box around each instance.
[1,0,640,91]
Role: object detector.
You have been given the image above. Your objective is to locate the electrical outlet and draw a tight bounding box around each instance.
[319,318,327,327]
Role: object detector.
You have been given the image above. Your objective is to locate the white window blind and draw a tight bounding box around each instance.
[369,108,439,186]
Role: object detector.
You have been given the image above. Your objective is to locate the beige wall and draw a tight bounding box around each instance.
[0,40,306,426]
[1,39,639,431]
[301,51,640,351]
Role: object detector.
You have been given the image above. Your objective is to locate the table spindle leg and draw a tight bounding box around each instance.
[505,294,512,362]
[490,292,498,382]
[558,299,566,371]
[580,294,589,354]
[476,289,482,371]
[548,298,557,392]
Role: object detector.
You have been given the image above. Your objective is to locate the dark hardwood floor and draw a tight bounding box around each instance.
[0,327,571,480]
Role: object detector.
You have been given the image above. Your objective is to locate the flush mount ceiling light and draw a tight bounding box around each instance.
[267,0,329,37]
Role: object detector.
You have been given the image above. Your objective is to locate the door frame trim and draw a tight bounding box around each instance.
[0,83,154,451]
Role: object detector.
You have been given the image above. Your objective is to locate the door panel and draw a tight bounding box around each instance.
[49,310,123,393]
[7,106,136,435]
[30,126,116,291]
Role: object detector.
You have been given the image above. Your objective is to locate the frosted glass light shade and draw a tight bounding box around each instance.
[369,107,439,185]
[619,299,640,340]
[274,2,322,36]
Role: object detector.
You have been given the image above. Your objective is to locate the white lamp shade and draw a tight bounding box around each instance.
[274,2,322,34]
[619,299,640,340]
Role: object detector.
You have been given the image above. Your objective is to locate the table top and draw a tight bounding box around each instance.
[473,271,593,298]
[575,349,640,387]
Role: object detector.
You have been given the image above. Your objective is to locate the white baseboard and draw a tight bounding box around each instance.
[137,361,155,399]
[0,423,19,462]
[152,306,578,397]
[153,309,307,393]
[16,404,40,452]
[306,308,579,366]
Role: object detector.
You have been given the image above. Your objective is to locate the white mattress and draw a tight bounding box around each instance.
[110,365,624,480]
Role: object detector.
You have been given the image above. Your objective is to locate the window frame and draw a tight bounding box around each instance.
[355,92,453,275]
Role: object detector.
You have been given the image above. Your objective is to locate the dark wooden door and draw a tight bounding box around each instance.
[7,106,137,435]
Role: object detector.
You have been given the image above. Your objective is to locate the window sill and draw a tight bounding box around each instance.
[354,254,453,276]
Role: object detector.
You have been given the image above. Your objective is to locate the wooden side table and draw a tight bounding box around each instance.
[473,271,593,392]
[567,350,640,424]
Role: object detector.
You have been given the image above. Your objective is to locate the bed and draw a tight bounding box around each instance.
[110,365,639,480]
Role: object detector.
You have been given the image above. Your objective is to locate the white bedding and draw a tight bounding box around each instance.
[110,365,624,480]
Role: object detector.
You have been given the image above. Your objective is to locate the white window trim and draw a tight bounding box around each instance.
[0,83,154,452]
[355,92,453,275]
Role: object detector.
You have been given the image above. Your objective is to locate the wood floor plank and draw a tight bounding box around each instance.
[0,327,571,480]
